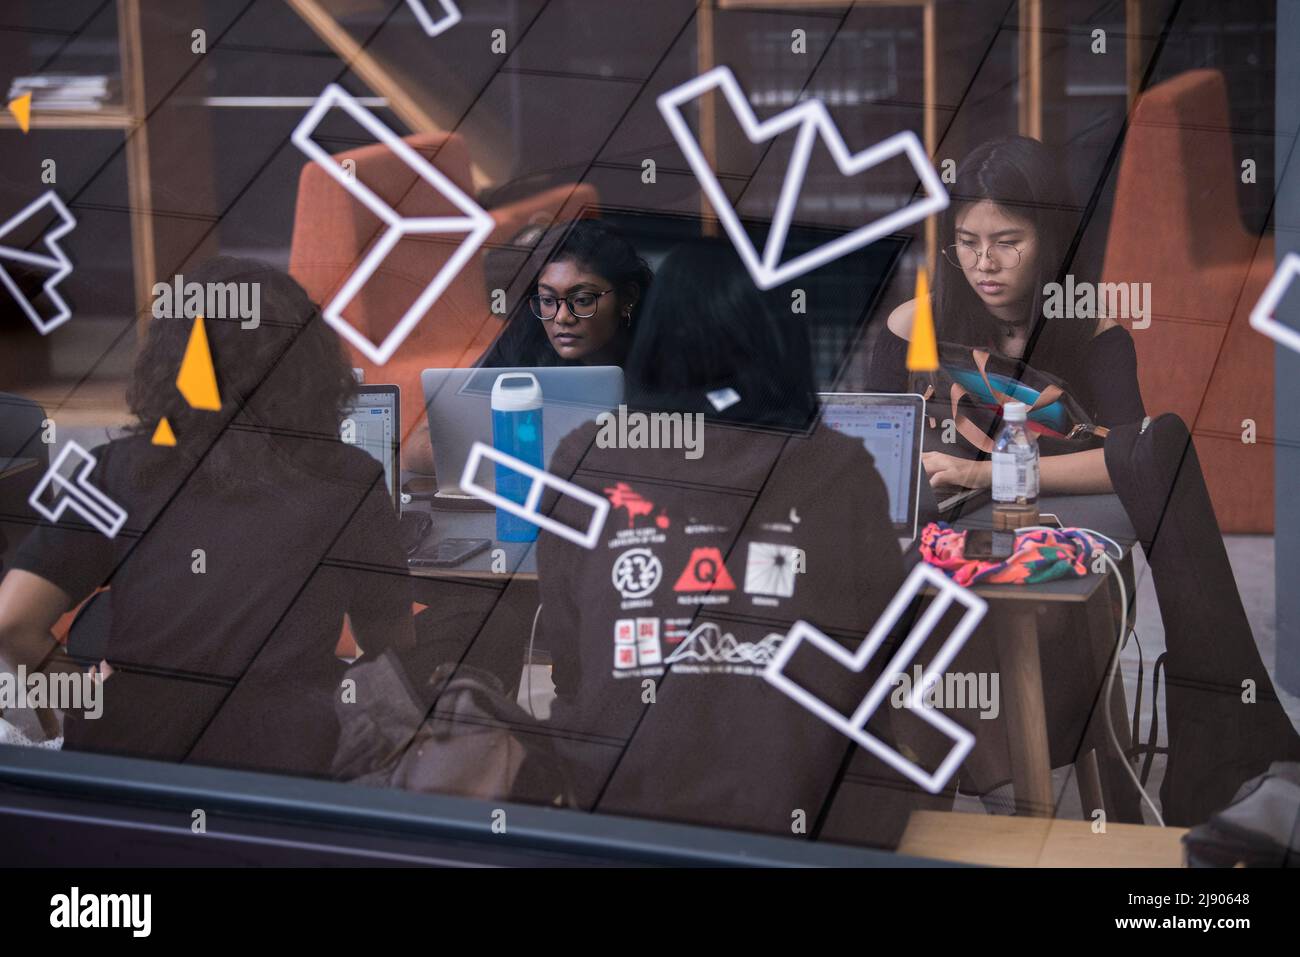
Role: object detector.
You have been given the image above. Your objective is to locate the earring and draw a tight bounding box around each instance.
[623,308,633,327]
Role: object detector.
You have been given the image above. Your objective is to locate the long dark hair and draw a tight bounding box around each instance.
[626,241,817,430]
[127,257,357,487]
[932,136,1095,383]
[479,219,652,367]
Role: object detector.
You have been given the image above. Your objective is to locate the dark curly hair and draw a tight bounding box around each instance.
[478,218,653,368]
[127,257,357,486]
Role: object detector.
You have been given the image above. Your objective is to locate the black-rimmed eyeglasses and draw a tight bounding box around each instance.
[529,288,614,321]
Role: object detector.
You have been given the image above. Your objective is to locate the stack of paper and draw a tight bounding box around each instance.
[6,74,115,111]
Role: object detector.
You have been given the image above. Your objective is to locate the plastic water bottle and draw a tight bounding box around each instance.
[491,372,544,542]
[991,401,1039,550]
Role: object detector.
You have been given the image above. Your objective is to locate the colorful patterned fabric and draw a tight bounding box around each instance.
[919,521,1104,587]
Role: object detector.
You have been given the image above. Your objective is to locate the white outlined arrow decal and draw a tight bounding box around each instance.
[657,66,948,290]
[29,441,127,539]
[406,0,461,37]
[0,191,77,335]
[461,441,610,549]
[291,84,494,366]
[1250,252,1300,356]
[763,562,985,793]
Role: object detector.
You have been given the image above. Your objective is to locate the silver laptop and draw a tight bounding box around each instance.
[818,392,925,546]
[421,366,623,496]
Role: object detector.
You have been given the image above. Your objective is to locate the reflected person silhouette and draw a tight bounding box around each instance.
[0,258,412,775]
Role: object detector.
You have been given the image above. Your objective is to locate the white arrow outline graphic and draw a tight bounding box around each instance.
[1249,252,1300,356]
[291,84,494,366]
[657,66,948,290]
[460,440,610,549]
[763,562,985,794]
[405,0,461,37]
[0,191,77,335]
[29,441,127,539]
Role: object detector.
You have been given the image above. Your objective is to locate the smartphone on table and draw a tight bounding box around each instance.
[408,537,492,568]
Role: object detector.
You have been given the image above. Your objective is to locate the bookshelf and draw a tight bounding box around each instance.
[0,0,156,321]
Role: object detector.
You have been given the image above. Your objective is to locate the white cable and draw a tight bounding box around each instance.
[1095,551,1164,826]
[1013,525,1165,826]
[524,603,543,719]
[1012,524,1124,559]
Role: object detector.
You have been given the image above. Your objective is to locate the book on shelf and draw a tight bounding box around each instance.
[6,74,117,112]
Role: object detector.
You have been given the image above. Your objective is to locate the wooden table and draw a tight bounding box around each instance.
[899,810,1187,867]
[918,494,1143,821]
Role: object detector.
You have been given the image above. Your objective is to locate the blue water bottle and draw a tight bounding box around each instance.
[491,372,544,542]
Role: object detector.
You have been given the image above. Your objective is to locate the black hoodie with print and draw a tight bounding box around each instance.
[533,417,948,846]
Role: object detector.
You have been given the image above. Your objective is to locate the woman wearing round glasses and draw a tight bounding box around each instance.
[479,219,652,368]
[868,135,1145,493]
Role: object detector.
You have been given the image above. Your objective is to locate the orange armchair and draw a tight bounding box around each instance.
[1101,69,1275,532]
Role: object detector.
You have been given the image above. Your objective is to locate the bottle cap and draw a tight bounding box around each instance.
[491,372,542,412]
[1002,401,1028,422]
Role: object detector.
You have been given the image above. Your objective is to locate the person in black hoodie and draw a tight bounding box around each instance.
[531,242,947,845]
[0,259,412,775]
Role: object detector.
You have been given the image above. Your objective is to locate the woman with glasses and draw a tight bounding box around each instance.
[868,135,1145,493]
[479,219,652,368]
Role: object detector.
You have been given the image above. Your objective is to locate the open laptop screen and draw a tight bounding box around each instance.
[819,393,924,537]
[342,385,400,510]
[421,366,622,496]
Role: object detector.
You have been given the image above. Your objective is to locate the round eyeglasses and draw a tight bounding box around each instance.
[529,288,614,321]
[941,242,1023,270]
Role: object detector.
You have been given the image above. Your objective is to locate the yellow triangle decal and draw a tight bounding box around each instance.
[905,266,939,372]
[151,417,177,447]
[8,93,31,133]
[176,315,222,411]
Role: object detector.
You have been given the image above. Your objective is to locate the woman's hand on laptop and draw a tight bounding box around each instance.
[922,451,990,490]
